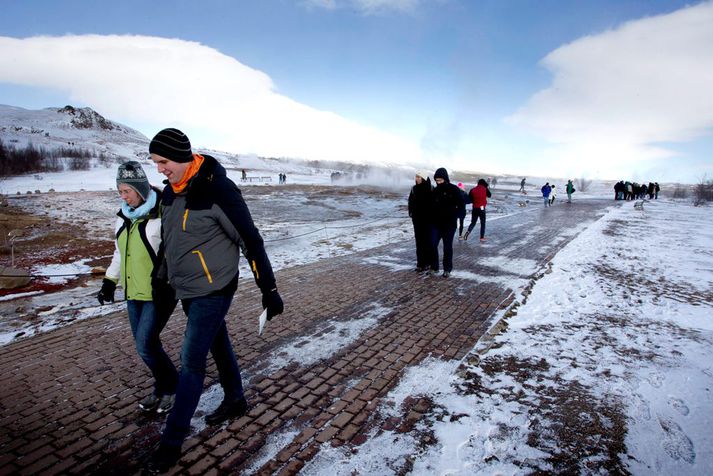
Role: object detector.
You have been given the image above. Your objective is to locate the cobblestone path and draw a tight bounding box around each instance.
[0,200,609,475]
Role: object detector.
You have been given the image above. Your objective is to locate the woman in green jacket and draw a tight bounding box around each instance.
[97,161,178,414]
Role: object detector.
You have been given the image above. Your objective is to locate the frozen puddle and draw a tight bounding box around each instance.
[361,255,412,272]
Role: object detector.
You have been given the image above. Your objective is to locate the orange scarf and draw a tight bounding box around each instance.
[171,154,205,194]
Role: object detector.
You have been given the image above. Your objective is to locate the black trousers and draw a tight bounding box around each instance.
[412,219,432,269]
[467,208,487,239]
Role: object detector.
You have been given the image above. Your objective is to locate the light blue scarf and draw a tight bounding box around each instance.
[121,189,157,222]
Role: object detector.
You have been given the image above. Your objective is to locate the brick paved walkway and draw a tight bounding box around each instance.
[0,200,609,475]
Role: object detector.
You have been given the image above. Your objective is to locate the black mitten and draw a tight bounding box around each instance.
[97,279,116,305]
[261,288,284,321]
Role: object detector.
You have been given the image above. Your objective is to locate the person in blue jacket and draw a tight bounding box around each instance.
[541,182,552,207]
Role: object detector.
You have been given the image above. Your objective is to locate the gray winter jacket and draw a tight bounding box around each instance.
[156,155,276,299]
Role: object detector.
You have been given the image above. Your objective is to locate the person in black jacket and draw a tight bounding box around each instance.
[408,171,433,272]
[430,168,465,278]
[145,128,284,473]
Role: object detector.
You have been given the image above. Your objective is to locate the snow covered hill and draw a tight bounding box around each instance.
[0,104,149,163]
[0,103,419,186]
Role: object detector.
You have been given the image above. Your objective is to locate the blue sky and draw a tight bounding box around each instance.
[1,0,711,183]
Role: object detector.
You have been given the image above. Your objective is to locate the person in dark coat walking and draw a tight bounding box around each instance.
[464,179,491,242]
[430,168,465,278]
[145,128,284,473]
[408,171,434,272]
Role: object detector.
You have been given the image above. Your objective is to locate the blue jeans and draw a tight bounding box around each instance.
[431,225,457,273]
[161,294,245,447]
[126,300,178,397]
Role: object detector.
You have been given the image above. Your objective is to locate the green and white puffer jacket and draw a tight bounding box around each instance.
[105,191,162,301]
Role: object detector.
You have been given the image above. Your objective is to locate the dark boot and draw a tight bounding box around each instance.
[145,443,181,474]
[205,397,249,425]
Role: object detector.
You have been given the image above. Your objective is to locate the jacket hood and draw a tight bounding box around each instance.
[434,168,450,183]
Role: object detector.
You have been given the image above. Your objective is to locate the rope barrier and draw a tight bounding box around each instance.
[0,216,412,279]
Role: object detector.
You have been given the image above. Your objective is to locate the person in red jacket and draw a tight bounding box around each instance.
[464,179,492,242]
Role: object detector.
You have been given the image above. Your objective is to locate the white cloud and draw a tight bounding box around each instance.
[0,34,421,164]
[507,1,713,177]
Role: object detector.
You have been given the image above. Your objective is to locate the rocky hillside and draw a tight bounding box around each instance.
[0,104,149,163]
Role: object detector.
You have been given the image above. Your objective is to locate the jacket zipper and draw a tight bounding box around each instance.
[192,250,213,283]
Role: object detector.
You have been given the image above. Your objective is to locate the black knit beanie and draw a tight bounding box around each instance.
[149,128,193,163]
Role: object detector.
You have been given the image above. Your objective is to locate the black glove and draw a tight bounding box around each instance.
[97,279,116,305]
[152,277,177,319]
[262,288,284,321]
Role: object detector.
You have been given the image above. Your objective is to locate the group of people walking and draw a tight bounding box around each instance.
[614,180,659,200]
[98,128,284,473]
[408,169,491,278]
[541,180,576,206]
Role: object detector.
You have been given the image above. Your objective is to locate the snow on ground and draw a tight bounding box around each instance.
[262,303,393,375]
[0,161,538,346]
[300,199,713,475]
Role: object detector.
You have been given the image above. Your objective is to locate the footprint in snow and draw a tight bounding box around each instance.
[658,416,695,464]
[647,372,664,388]
[631,395,651,421]
[668,397,690,416]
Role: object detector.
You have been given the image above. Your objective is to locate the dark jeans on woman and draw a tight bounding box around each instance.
[467,208,487,239]
[412,218,433,269]
[161,294,245,447]
[431,224,457,272]
[126,300,178,397]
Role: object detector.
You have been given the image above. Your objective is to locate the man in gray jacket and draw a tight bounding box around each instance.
[146,128,284,473]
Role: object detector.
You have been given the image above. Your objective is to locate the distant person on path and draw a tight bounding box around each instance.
[549,184,557,206]
[408,171,434,272]
[541,182,552,207]
[566,180,575,203]
[456,182,469,240]
[614,181,623,200]
[655,182,660,199]
[241,169,247,181]
[146,128,284,473]
[464,178,491,242]
[430,168,465,278]
[519,177,526,193]
[97,161,178,416]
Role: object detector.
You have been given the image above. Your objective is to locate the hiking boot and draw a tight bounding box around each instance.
[480,237,486,242]
[156,394,175,414]
[145,443,181,474]
[442,271,450,278]
[205,397,249,425]
[139,394,160,412]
